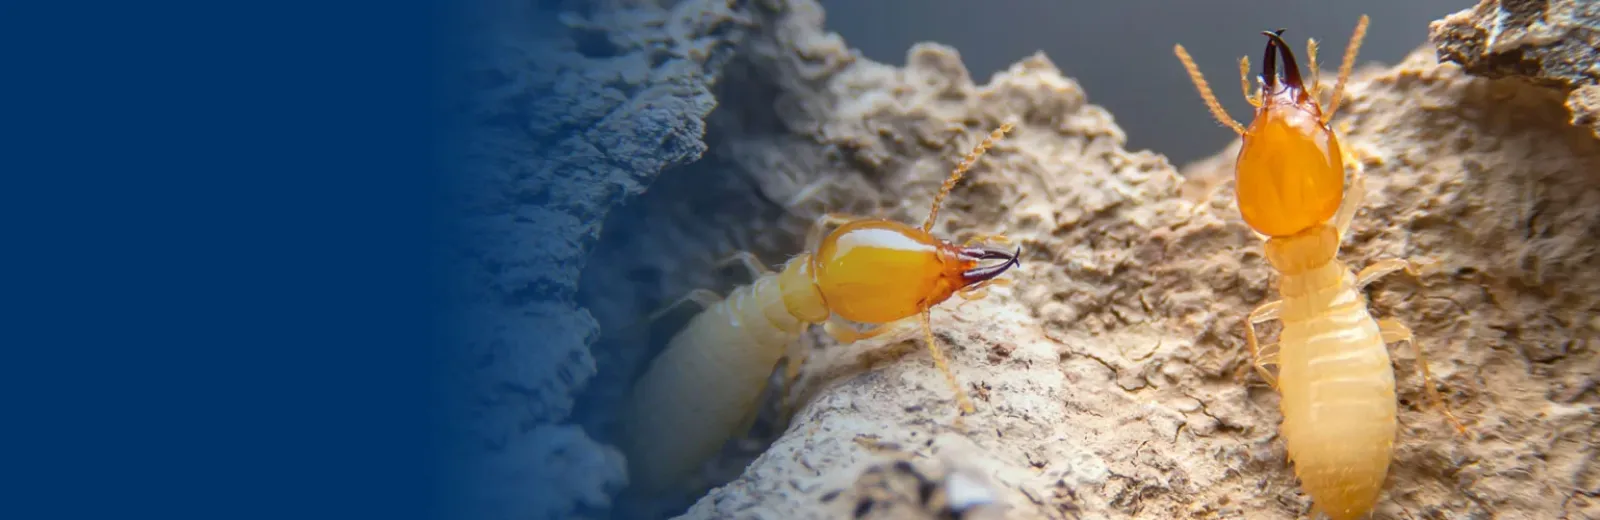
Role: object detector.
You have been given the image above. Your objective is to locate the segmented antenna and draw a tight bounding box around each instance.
[921,310,974,414]
[1174,44,1247,135]
[1239,56,1258,108]
[1326,14,1369,123]
[1306,38,1322,100]
[923,123,1013,232]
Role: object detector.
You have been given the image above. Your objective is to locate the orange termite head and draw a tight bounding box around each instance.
[811,219,1019,325]
[1234,29,1346,238]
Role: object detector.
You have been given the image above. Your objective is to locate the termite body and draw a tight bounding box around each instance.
[1175,17,1466,520]
[620,125,1022,494]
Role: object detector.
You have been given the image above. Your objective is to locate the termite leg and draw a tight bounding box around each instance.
[643,288,723,324]
[1244,300,1282,389]
[806,212,863,252]
[782,328,814,393]
[921,310,975,415]
[1355,258,1436,289]
[821,315,898,344]
[784,176,829,209]
[715,250,773,282]
[1333,144,1368,240]
[1377,318,1469,436]
[762,357,795,429]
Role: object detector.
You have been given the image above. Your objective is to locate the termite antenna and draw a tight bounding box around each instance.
[923,123,1012,233]
[920,310,974,415]
[1306,38,1321,100]
[1174,44,1247,136]
[1326,14,1370,123]
[1238,56,1258,108]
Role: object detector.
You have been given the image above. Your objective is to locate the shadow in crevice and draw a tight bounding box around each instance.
[572,50,816,519]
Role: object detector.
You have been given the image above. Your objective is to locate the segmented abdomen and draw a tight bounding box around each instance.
[1276,265,1398,520]
[620,271,806,493]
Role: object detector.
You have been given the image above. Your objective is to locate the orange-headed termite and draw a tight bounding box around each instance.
[619,124,1022,493]
[1175,16,1468,520]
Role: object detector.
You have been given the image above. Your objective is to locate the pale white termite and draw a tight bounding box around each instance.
[619,125,1023,493]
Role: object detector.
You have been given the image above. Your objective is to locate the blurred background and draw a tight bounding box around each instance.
[818,0,1474,165]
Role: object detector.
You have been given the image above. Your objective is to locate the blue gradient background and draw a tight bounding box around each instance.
[5,0,451,518]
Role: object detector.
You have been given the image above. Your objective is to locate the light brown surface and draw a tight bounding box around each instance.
[1429,0,1600,139]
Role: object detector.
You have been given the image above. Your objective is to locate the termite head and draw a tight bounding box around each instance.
[812,219,1019,324]
[1235,29,1346,238]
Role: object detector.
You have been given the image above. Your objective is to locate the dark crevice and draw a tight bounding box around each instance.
[570,46,807,519]
[572,27,622,59]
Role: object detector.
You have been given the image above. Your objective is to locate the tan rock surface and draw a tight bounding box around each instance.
[1429,0,1600,139]
[635,2,1600,519]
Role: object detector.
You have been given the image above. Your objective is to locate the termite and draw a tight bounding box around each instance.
[1174,16,1468,520]
[619,124,1023,494]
